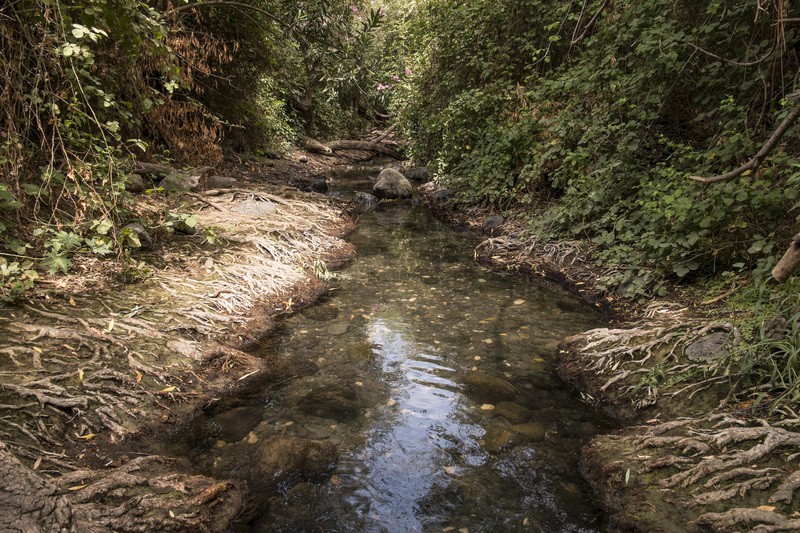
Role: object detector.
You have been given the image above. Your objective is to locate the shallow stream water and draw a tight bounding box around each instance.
[165,166,611,532]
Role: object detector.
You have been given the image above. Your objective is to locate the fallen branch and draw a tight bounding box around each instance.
[326,140,404,160]
[772,232,800,283]
[688,104,800,184]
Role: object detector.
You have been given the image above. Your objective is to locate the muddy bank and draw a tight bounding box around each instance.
[418,182,800,532]
[0,152,362,531]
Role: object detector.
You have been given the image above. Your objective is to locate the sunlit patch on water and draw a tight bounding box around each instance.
[162,173,612,532]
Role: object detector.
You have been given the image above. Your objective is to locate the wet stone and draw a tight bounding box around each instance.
[252,436,338,487]
[510,422,547,442]
[302,305,340,321]
[211,406,263,443]
[483,426,516,453]
[492,401,533,424]
[461,374,518,403]
[327,322,349,335]
[298,384,360,421]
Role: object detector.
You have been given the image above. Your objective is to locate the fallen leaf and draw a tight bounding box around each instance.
[33,456,42,470]
[33,346,43,354]
[62,344,77,351]
[106,318,115,333]
[757,506,776,512]
[513,299,525,305]
[77,368,84,381]
[76,433,96,440]
[135,371,142,383]
[624,468,631,485]
[69,296,76,307]
[161,386,176,393]
[68,485,87,491]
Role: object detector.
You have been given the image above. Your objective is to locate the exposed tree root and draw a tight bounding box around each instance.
[0,182,352,530]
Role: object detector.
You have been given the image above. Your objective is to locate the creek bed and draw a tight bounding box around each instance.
[162,169,612,532]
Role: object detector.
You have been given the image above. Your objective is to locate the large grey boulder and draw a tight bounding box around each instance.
[402,167,430,182]
[373,168,413,199]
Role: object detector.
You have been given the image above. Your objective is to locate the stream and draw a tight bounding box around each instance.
[163,166,611,532]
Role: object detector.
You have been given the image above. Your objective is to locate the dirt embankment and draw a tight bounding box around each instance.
[0,149,368,531]
[419,182,800,533]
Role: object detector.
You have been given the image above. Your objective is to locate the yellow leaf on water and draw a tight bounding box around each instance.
[757,506,776,512]
[68,485,87,491]
[77,368,84,381]
[76,433,96,440]
[161,386,176,393]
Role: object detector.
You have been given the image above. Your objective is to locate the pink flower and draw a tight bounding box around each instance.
[405,68,412,76]
[391,75,400,82]
[350,5,359,14]
[377,83,388,91]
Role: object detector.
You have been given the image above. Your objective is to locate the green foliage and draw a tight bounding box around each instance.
[390,0,800,295]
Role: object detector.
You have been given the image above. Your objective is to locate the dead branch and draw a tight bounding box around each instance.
[689,104,800,184]
[772,232,800,282]
[326,140,404,160]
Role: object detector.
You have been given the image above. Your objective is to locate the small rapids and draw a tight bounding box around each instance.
[163,166,611,532]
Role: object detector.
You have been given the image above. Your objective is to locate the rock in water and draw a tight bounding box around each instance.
[481,215,505,236]
[373,168,414,199]
[299,384,360,421]
[430,189,454,206]
[253,437,338,486]
[461,374,518,403]
[493,401,533,424]
[353,191,379,212]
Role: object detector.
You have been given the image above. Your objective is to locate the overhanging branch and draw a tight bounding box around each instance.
[164,1,299,41]
[688,104,800,184]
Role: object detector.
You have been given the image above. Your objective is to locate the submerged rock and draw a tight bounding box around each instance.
[211,406,263,443]
[373,168,413,199]
[483,426,516,453]
[492,401,533,424]
[353,191,379,212]
[252,436,338,486]
[510,422,547,442]
[310,177,329,193]
[430,189,454,206]
[299,384,360,421]
[461,374,518,403]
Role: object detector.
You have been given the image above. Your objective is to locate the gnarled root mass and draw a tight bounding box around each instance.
[0,184,352,530]
[583,414,800,532]
[565,305,800,531]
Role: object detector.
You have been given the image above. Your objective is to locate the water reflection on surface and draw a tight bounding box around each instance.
[165,173,610,532]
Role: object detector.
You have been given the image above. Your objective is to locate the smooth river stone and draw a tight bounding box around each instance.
[327,322,349,335]
[510,422,547,442]
[461,374,518,403]
[492,401,533,424]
